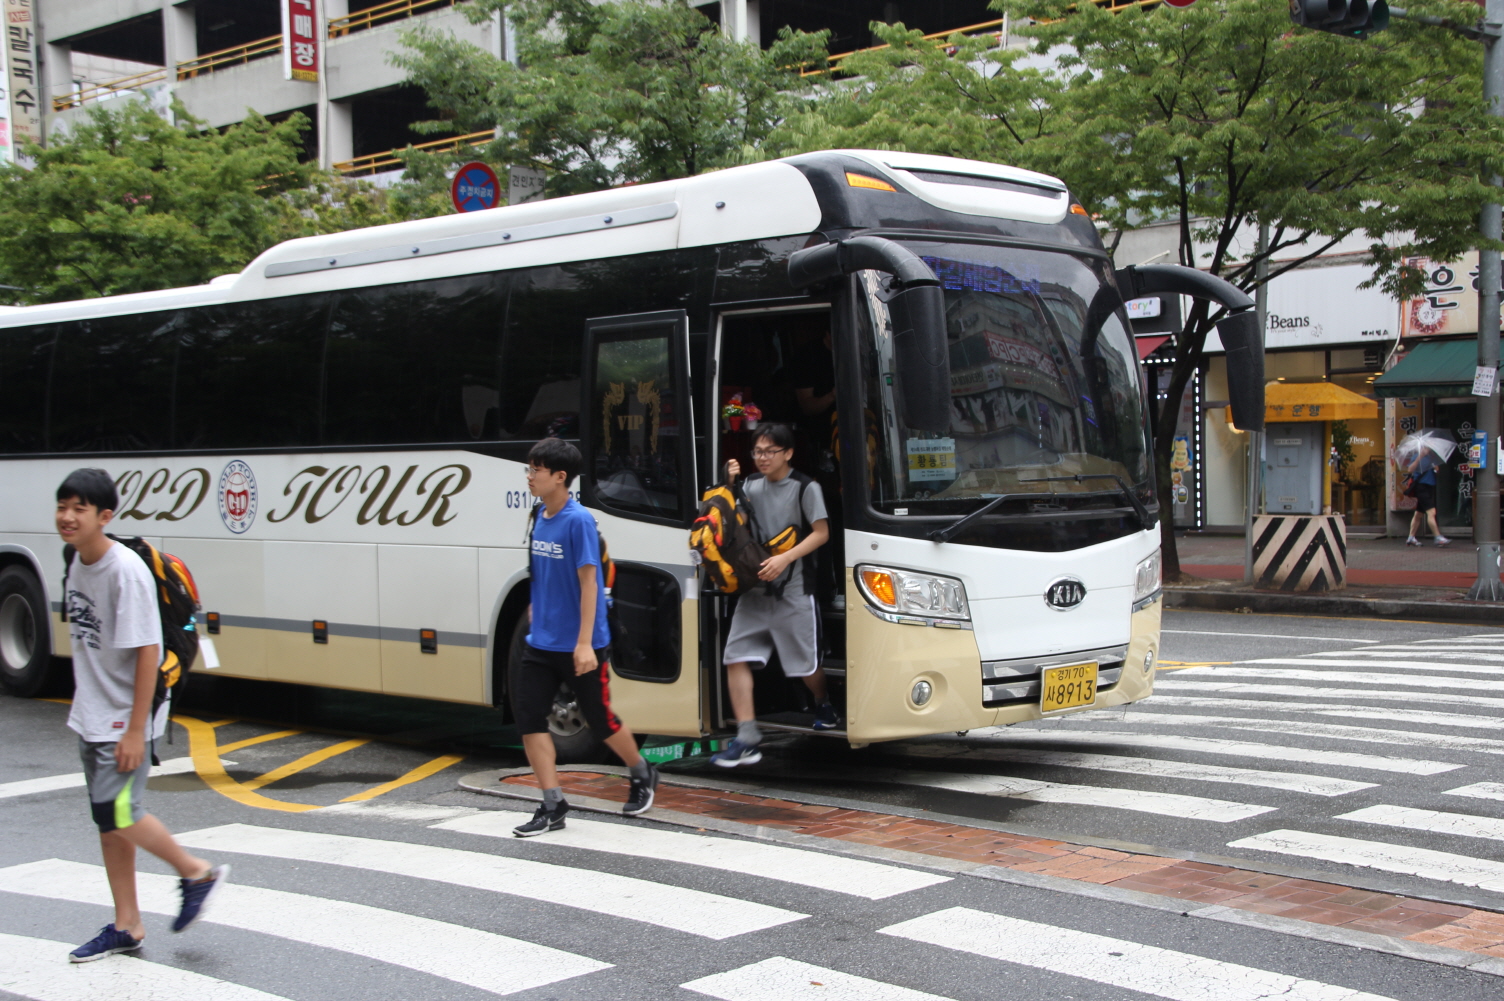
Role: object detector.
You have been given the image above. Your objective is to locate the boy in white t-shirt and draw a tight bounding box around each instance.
[55,469,228,963]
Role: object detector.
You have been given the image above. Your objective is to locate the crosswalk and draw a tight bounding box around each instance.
[0,811,1422,1001]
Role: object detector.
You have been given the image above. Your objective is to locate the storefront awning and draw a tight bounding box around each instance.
[1135,335,1170,360]
[1372,338,1493,398]
[1228,381,1378,426]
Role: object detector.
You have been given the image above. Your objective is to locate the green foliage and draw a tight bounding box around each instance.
[0,101,434,305]
[394,0,829,195]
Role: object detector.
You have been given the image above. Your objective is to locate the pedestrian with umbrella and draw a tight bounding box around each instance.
[1395,430,1455,547]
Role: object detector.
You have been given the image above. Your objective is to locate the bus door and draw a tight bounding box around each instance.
[581,310,703,737]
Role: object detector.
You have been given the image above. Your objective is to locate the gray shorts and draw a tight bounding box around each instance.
[723,591,821,678]
[80,738,152,833]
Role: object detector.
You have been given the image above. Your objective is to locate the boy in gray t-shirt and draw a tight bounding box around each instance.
[712,424,838,768]
[55,469,228,963]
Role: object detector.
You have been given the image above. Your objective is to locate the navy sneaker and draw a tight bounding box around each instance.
[812,702,841,731]
[514,800,569,836]
[623,764,660,816]
[172,863,229,932]
[710,738,763,768]
[69,923,142,963]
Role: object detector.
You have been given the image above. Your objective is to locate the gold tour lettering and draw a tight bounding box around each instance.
[268,463,473,527]
[111,468,211,522]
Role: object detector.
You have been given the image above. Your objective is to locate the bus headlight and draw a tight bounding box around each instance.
[1134,550,1162,603]
[858,565,970,621]
[911,680,934,706]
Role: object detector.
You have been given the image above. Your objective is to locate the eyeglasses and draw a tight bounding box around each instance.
[751,447,789,459]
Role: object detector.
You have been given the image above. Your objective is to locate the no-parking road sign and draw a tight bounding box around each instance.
[451,162,501,213]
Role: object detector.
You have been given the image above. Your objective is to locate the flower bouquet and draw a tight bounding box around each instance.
[722,394,745,430]
[742,402,762,429]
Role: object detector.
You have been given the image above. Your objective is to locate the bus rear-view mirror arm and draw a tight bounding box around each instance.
[788,237,952,433]
[1115,264,1265,434]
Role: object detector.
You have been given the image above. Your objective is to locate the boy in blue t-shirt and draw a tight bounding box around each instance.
[511,438,659,836]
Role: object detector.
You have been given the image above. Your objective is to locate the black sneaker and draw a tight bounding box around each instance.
[623,764,660,816]
[172,864,229,932]
[513,800,568,837]
[69,923,143,963]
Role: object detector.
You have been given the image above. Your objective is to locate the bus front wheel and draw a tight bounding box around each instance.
[0,566,54,698]
[507,615,607,764]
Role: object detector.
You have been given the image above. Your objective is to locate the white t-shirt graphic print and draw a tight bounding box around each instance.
[65,543,166,742]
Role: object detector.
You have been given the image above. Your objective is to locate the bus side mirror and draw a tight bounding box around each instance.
[888,284,952,433]
[1218,310,1265,433]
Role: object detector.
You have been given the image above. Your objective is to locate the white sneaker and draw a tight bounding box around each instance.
[1435,535,1451,547]
[1406,537,1421,546]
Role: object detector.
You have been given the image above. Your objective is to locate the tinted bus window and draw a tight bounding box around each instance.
[501,266,583,440]
[324,274,505,446]
[0,325,56,453]
[176,295,329,450]
[592,327,682,520]
[51,312,182,453]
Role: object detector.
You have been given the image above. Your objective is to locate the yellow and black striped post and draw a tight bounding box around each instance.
[1251,514,1347,592]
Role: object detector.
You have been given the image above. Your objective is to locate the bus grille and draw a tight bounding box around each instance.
[981,645,1128,708]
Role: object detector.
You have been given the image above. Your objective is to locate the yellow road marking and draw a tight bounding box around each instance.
[39,698,71,705]
[242,739,370,792]
[173,714,321,813]
[218,729,301,754]
[1156,661,1230,670]
[339,754,466,803]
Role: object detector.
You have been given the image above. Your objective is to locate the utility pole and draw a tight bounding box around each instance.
[1244,222,1270,583]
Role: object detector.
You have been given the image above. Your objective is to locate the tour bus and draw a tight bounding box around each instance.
[0,150,1263,757]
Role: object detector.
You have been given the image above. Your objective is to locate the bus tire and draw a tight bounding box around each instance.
[0,566,54,698]
[507,614,607,765]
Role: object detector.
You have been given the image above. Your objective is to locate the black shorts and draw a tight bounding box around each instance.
[1414,482,1437,512]
[512,641,622,737]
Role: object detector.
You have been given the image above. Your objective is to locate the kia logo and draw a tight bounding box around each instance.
[1045,577,1087,610]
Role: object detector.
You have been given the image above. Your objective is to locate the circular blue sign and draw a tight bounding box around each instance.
[451,162,500,213]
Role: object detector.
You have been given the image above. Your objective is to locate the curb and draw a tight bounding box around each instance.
[458,766,1504,977]
[1165,585,1504,625]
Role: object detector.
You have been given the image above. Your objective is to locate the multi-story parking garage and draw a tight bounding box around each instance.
[39,1,998,176]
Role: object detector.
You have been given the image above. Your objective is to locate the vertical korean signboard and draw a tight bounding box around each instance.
[4,0,38,152]
[282,0,320,82]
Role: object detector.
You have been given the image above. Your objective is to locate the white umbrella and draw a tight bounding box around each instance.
[1395,429,1457,464]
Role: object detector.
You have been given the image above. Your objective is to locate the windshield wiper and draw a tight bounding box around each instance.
[1020,474,1153,530]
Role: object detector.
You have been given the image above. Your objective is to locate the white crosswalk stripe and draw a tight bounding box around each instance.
[897,744,1375,796]
[951,730,1462,774]
[1446,781,1504,802]
[1160,678,1504,711]
[682,956,957,1001]
[0,858,610,995]
[177,823,805,938]
[880,907,1396,1001]
[1167,664,1504,694]
[433,813,950,899]
[1074,710,1504,754]
[1228,830,1504,892]
[0,932,292,1001]
[1338,804,1504,843]
[856,768,1276,822]
[1161,628,1380,642]
[1252,657,1504,676]
[1145,695,1504,731]
[0,758,235,801]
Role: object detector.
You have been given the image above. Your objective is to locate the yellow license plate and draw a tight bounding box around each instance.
[1040,662,1098,713]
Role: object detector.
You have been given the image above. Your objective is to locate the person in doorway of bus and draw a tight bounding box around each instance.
[511,438,660,836]
[55,469,229,962]
[1403,447,1450,547]
[711,424,838,768]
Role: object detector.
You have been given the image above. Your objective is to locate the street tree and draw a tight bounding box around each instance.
[0,101,424,305]
[394,0,829,196]
[772,1,1497,578]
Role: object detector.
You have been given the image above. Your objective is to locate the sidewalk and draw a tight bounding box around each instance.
[460,766,1504,976]
[1167,532,1504,623]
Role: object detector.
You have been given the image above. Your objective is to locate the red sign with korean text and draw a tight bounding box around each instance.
[282,0,319,83]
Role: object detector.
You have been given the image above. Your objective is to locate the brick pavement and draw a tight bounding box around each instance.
[504,771,1504,960]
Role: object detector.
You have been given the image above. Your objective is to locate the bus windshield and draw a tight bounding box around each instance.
[858,242,1151,516]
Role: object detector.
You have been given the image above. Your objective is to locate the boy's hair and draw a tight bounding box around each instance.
[528,437,583,487]
[752,423,795,451]
[57,468,118,513]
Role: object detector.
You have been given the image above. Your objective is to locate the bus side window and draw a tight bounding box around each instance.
[500,267,582,441]
[0,323,56,453]
[50,313,181,453]
[590,326,684,521]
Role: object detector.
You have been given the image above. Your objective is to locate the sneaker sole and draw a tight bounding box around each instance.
[173,863,230,933]
[712,752,763,767]
[513,821,566,837]
[69,943,142,963]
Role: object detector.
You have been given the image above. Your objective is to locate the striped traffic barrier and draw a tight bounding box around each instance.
[1252,514,1347,592]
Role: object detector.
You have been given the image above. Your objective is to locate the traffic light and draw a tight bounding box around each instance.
[1289,0,1390,36]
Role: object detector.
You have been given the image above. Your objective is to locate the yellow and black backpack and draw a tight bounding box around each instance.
[689,478,769,595]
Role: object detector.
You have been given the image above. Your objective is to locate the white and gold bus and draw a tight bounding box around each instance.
[0,151,1263,757]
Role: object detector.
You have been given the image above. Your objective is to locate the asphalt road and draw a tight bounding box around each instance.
[1,609,1501,1000]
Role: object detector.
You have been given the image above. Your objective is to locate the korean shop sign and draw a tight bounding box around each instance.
[282,0,319,83]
